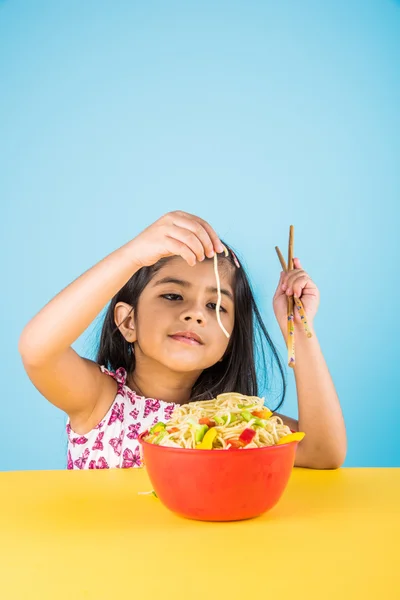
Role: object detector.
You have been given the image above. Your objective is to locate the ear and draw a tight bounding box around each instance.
[114,302,137,343]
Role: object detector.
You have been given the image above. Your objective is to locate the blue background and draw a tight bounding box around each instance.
[1,0,399,470]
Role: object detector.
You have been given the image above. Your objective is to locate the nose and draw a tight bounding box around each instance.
[180,303,206,326]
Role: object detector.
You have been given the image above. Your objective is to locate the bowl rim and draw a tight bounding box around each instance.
[138,430,299,453]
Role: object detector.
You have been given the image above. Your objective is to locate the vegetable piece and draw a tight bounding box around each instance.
[195,424,209,444]
[240,411,253,422]
[252,417,267,427]
[167,427,179,433]
[222,414,234,425]
[277,432,306,445]
[213,416,225,425]
[199,417,216,427]
[196,427,218,449]
[252,409,273,419]
[227,431,256,448]
[149,422,166,435]
[238,428,256,446]
[227,438,242,449]
[153,430,168,445]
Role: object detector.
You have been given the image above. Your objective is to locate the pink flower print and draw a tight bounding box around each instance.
[164,404,175,420]
[126,389,137,405]
[101,366,127,386]
[129,408,139,420]
[74,448,90,470]
[67,450,73,470]
[143,399,161,418]
[109,431,124,456]
[115,367,127,385]
[66,423,72,436]
[121,447,142,469]
[108,402,125,425]
[92,431,104,451]
[127,422,141,440]
[89,457,109,469]
[71,435,88,446]
[95,420,104,430]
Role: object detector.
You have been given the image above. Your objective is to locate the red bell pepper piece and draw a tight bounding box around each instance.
[238,428,256,446]
[227,429,256,449]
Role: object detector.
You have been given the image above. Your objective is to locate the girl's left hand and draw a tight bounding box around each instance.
[273,258,320,333]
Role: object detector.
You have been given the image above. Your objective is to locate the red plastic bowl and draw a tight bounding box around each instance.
[139,432,299,521]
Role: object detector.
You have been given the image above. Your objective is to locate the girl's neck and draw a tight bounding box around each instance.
[127,355,202,405]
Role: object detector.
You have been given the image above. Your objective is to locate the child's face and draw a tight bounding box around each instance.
[134,257,235,372]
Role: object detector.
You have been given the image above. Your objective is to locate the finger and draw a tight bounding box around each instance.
[281,269,307,290]
[286,274,311,297]
[164,237,197,267]
[285,274,308,296]
[174,211,224,255]
[293,257,303,269]
[167,224,206,262]
[189,214,225,255]
[170,213,217,258]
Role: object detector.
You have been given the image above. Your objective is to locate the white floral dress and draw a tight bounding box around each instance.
[66,366,175,470]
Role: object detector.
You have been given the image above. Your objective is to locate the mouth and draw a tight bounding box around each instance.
[169,331,204,346]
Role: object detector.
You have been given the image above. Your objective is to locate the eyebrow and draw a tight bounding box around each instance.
[153,277,234,302]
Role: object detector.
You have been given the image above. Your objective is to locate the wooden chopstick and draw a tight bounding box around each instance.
[275,246,312,338]
[275,245,288,273]
[287,226,295,368]
[275,226,312,368]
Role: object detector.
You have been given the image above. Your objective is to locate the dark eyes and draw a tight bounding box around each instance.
[161,294,227,313]
[161,293,182,302]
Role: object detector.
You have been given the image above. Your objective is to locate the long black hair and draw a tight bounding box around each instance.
[96,242,287,411]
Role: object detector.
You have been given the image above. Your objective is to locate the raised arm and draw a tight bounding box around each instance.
[19,211,223,431]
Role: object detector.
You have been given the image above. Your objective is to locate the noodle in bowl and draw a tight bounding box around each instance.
[139,393,305,521]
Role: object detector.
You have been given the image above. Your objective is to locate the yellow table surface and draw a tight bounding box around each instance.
[0,468,398,599]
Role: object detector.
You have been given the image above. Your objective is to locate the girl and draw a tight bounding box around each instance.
[19,211,347,470]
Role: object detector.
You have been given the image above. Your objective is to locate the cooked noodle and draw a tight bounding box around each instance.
[214,247,230,338]
[144,392,299,450]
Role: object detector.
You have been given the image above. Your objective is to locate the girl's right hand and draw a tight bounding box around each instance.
[128,211,225,268]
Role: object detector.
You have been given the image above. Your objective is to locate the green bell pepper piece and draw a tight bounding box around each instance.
[150,422,166,435]
[195,424,208,443]
[241,411,253,422]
